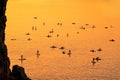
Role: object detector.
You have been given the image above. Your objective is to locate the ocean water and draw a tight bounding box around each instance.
[6,0,120,80]
[6,24,120,80]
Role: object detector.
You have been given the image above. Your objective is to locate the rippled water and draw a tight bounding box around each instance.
[5,25,120,80]
[6,0,120,80]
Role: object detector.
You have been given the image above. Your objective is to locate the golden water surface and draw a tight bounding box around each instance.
[6,0,120,80]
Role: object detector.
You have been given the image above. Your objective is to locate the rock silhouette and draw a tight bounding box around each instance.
[0,0,31,79]
[12,65,31,80]
[0,0,11,79]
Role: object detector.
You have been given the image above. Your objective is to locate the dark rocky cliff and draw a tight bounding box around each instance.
[0,0,31,80]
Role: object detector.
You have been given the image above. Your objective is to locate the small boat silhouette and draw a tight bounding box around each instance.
[104,27,108,29]
[46,35,52,38]
[92,25,96,28]
[25,33,30,35]
[91,57,101,66]
[85,24,89,26]
[27,38,32,41]
[34,17,37,19]
[97,48,102,52]
[62,51,65,54]
[59,47,65,50]
[50,45,57,49]
[96,57,101,61]
[57,22,62,26]
[11,39,16,40]
[90,49,96,52]
[72,22,76,25]
[109,39,115,42]
[80,26,85,30]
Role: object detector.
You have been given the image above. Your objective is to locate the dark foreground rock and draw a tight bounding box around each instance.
[0,0,31,80]
[12,65,31,80]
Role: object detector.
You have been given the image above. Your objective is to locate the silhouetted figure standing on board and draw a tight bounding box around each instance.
[91,58,96,66]
[19,55,26,63]
[57,22,62,26]
[32,26,37,31]
[49,28,54,34]
[43,22,45,26]
[35,26,37,31]
[66,33,69,37]
[77,32,79,34]
[57,34,59,37]
[32,26,34,31]
[68,50,72,57]
[36,50,40,58]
